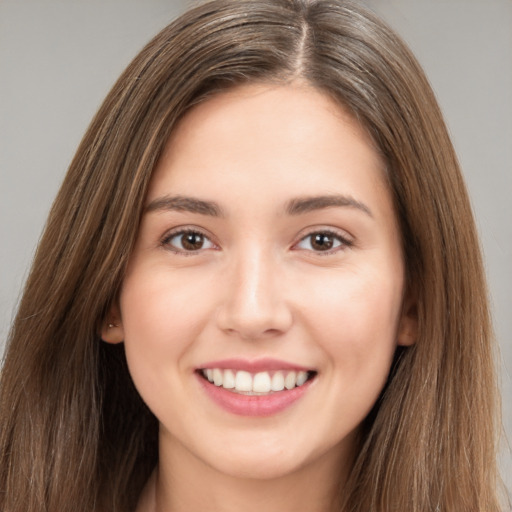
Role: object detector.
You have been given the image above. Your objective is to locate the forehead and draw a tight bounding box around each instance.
[161,83,380,163]
[148,83,390,217]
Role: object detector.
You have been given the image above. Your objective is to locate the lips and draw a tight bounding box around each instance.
[196,358,317,416]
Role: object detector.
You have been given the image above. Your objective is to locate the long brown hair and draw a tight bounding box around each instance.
[0,1,501,510]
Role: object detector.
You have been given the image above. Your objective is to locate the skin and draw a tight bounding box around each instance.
[103,83,417,512]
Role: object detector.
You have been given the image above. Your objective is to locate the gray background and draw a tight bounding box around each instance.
[1,0,510,498]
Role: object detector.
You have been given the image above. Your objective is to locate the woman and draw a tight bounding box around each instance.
[0,0,502,511]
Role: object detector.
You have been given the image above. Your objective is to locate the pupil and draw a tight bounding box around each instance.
[313,233,333,250]
[182,233,203,250]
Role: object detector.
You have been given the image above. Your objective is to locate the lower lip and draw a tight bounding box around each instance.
[196,373,314,417]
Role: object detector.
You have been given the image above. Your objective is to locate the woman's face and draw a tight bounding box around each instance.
[104,84,416,481]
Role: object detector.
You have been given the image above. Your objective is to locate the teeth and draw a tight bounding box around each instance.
[284,371,296,390]
[201,368,312,393]
[296,371,308,386]
[253,372,271,392]
[213,368,223,386]
[271,371,285,391]
[235,370,252,391]
[223,369,235,389]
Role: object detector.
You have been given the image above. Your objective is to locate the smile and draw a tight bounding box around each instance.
[200,368,314,394]
[196,361,317,416]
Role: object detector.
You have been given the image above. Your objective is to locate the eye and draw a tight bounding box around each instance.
[162,229,216,253]
[294,230,351,253]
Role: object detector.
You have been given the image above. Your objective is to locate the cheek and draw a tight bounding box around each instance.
[118,269,214,402]
[299,264,403,389]
[303,262,402,335]
[120,266,214,342]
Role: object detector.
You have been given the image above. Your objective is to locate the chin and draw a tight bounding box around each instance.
[199,433,333,481]
[210,454,307,481]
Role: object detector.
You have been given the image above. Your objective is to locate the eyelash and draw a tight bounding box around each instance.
[160,228,353,255]
[293,229,353,255]
[161,228,217,256]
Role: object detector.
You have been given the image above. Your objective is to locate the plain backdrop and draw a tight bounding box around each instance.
[1,0,511,498]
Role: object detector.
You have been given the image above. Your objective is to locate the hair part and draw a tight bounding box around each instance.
[0,1,502,511]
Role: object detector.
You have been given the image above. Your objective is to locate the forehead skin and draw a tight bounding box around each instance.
[150,83,390,213]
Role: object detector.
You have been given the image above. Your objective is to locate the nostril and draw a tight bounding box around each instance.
[215,302,293,340]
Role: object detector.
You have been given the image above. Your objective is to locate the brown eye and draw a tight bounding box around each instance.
[181,232,205,250]
[295,230,350,253]
[311,233,334,251]
[163,230,215,253]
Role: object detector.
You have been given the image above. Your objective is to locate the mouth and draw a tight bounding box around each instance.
[197,368,317,395]
[195,358,317,416]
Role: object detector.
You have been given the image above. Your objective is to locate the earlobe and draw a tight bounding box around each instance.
[100,305,125,344]
[397,295,418,347]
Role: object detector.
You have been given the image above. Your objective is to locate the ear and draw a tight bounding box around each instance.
[100,303,125,344]
[396,292,418,347]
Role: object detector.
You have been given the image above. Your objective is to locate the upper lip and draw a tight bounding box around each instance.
[197,358,313,373]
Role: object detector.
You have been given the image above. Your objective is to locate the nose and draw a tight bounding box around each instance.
[216,248,293,340]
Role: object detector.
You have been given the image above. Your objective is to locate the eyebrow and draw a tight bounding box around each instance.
[145,193,373,218]
[285,194,373,217]
[145,195,224,217]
